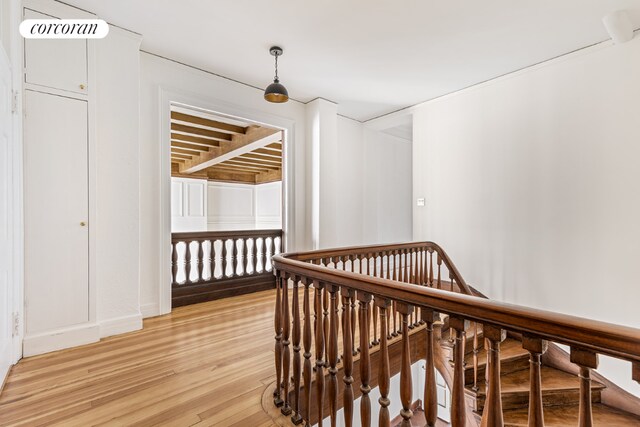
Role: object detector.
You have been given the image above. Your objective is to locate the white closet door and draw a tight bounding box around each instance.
[23,9,88,95]
[24,90,89,335]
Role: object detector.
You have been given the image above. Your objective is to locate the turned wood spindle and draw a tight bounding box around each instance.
[570,347,599,427]
[403,249,409,283]
[314,281,326,427]
[273,272,284,407]
[397,302,415,427]
[480,324,506,427]
[242,238,248,275]
[436,254,442,289]
[185,240,192,283]
[376,297,392,427]
[522,335,545,427]
[250,238,257,274]
[449,316,467,427]
[291,277,303,424]
[473,322,480,392]
[429,248,434,286]
[341,288,355,427]
[302,278,313,427]
[323,285,330,367]
[261,238,268,272]
[266,237,274,271]
[422,308,438,427]
[221,239,228,278]
[171,242,178,285]
[196,240,203,281]
[327,285,339,427]
[281,273,292,416]
[358,291,373,427]
[232,238,239,277]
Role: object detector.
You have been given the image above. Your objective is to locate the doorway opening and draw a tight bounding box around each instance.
[167,103,285,307]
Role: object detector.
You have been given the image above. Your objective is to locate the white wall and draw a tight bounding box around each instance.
[94,27,143,337]
[413,37,640,395]
[255,181,282,229]
[205,181,282,230]
[363,128,413,245]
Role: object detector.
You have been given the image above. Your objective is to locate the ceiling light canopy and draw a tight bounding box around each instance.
[264,46,289,103]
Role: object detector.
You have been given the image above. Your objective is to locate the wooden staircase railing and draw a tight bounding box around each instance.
[271,241,640,427]
[171,229,282,307]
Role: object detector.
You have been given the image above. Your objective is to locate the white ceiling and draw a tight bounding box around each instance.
[65,0,640,121]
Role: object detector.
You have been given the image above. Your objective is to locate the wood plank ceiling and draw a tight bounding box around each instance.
[170,110,282,184]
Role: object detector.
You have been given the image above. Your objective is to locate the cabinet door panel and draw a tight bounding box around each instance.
[24,9,88,95]
[24,90,89,334]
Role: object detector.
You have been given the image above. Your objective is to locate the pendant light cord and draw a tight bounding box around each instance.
[274,53,279,81]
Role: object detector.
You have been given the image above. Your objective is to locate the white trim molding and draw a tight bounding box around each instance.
[22,323,99,357]
[99,313,142,339]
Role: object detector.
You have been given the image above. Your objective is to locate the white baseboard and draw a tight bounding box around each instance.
[23,323,100,357]
[140,302,160,319]
[99,313,143,339]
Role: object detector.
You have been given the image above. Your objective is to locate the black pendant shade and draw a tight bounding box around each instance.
[264,78,289,103]
[264,46,289,103]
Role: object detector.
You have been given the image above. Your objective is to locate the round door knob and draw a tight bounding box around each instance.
[80,221,86,227]
[79,84,86,90]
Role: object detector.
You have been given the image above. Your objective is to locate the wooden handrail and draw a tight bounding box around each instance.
[284,241,473,296]
[273,252,640,362]
[172,229,282,241]
[271,241,640,427]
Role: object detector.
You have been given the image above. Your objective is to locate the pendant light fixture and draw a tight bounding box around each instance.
[264,46,289,103]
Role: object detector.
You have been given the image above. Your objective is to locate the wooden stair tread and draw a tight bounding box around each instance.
[503,403,640,426]
[463,338,528,368]
[473,366,605,396]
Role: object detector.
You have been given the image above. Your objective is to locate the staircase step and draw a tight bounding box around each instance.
[472,366,605,411]
[463,338,530,385]
[503,403,640,426]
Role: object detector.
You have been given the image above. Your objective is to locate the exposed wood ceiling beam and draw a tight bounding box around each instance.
[171,133,220,147]
[172,153,193,160]
[171,148,198,156]
[254,147,282,157]
[239,152,283,163]
[171,141,210,152]
[266,142,282,150]
[207,170,256,184]
[210,165,262,175]
[180,127,280,174]
[255,168,282,184]
[171,123,233,141]
[234,156,281,167]
[171,111,246,135]
[219,161,272,172]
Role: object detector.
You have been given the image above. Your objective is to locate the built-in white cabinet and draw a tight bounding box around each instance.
[24,90,89,334]
[23,9,88,95]
[22,0,95,355]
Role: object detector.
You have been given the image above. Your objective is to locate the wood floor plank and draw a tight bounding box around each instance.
[0,290,280,427]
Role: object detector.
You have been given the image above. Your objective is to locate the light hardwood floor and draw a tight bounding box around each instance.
[0,290,279,427]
